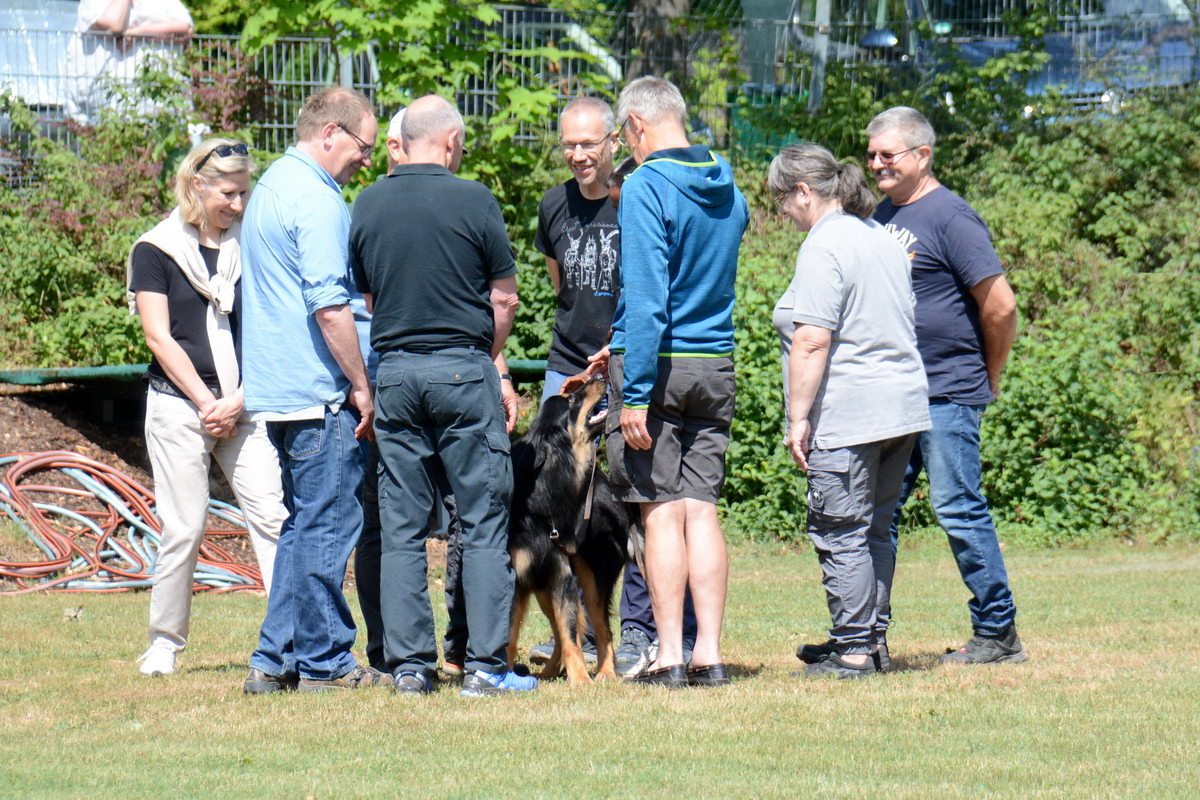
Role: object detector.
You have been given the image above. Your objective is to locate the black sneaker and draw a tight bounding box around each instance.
[297,665,393,692]
[939,625,1028,665]
[393,671,435,694]
[796,639,837,664]
[800,653,877,679]
[614,627,653,677]
[529,637,598,665]
[243,668,299,694]
[798,639,891,672]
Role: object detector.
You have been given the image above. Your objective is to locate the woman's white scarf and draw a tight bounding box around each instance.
[126,208,241,398]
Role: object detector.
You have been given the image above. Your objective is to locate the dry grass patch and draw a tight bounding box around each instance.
[0,541,1197,799]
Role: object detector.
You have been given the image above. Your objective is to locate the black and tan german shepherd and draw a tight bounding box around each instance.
[507,378,638,685]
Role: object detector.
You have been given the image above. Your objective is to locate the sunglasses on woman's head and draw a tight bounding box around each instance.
[196,142,249,171]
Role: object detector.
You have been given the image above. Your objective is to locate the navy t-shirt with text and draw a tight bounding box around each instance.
[874,186,1003,405]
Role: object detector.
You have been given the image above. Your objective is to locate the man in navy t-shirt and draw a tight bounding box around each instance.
[868,106,1026,665]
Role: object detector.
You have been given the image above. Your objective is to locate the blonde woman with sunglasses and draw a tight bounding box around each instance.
[126,138,285,677]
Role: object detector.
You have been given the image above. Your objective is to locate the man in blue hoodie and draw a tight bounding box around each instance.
[605,77,748,688]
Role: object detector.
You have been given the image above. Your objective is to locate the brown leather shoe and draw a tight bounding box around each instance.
[687,663,731,687]
[243,668,299,694]
[629,663,688,689]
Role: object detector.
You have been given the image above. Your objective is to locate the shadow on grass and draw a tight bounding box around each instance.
[886,653,944,673]
[730,662,766,680]
[186,661,249,674]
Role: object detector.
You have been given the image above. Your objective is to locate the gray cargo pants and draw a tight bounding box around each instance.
[805,433,918,654]
[374,348,515,679]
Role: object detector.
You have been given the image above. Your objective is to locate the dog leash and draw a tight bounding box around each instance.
[582,442,598,522]
[549,443,599,552]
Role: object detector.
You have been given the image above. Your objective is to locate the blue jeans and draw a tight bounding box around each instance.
[250,407,365,680]
[540,369,572,403]
[891,400,1016,636]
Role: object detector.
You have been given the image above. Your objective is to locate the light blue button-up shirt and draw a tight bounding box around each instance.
[240,146,356,413]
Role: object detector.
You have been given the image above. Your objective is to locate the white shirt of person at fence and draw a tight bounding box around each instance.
[66,0,193,125]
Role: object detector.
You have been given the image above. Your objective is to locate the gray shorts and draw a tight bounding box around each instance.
[605,354,735,504]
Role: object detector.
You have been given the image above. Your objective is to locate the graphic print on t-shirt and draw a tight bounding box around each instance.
[560,220,619,294]
[874,187,1004,406]
[534,180,622,374]
[881,222,919,257]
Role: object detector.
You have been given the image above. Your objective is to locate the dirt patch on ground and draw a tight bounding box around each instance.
[0,385,150,481]
[0,385,448,587]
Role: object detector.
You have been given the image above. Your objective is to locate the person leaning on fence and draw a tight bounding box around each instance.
[67,0,194,125]
[126,137,286,678]
[770,143,931,679]
[866,106,1026,665]
[239,86,391,694]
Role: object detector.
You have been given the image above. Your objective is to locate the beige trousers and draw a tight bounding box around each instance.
[143,389,285,650]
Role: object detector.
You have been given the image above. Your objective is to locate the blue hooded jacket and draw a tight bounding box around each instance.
[610,146,748,408]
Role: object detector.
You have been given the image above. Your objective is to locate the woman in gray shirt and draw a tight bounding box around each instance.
[770,143,930,679]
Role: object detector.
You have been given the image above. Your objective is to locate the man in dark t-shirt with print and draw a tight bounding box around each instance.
[868,106,1026,665]
[535,96,622,401]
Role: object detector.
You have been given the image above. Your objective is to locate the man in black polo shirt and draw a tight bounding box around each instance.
[348,95,534,696]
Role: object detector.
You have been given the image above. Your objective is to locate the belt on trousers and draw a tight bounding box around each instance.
[147,374,223,400]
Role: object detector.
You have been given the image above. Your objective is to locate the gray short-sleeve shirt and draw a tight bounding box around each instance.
[773,212,930,449]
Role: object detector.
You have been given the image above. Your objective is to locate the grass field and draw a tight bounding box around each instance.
[1,538,1198,799]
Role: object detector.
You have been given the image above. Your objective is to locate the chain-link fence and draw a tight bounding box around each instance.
[2,2,1197,155]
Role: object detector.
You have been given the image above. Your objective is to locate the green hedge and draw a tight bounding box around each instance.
[714,91,1200,544]
[3,83,1197,544]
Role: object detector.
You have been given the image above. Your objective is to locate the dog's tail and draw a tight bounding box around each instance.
[626,508,647,573]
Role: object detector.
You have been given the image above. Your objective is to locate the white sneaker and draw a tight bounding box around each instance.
[137,642,177,676]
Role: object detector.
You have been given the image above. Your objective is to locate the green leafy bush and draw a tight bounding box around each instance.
[0,57,248,367]
[3,24,1197,543]
[719,88,1200,543]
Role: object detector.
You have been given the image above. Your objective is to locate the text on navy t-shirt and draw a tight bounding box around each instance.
[873,186,1003,405]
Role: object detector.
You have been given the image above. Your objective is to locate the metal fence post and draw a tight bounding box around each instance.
[807,0,831,113]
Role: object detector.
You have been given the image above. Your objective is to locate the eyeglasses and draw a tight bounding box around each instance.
[337,124,374,158]
[864,147,916,165]
[195,142,249,171]
[615,117,633,148]
[774,188,794,207]
[558,137,611,155]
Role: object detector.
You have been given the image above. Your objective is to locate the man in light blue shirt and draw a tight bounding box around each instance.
[239,86,390,694]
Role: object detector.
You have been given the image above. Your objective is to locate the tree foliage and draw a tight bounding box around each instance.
[2,8,1196,542]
